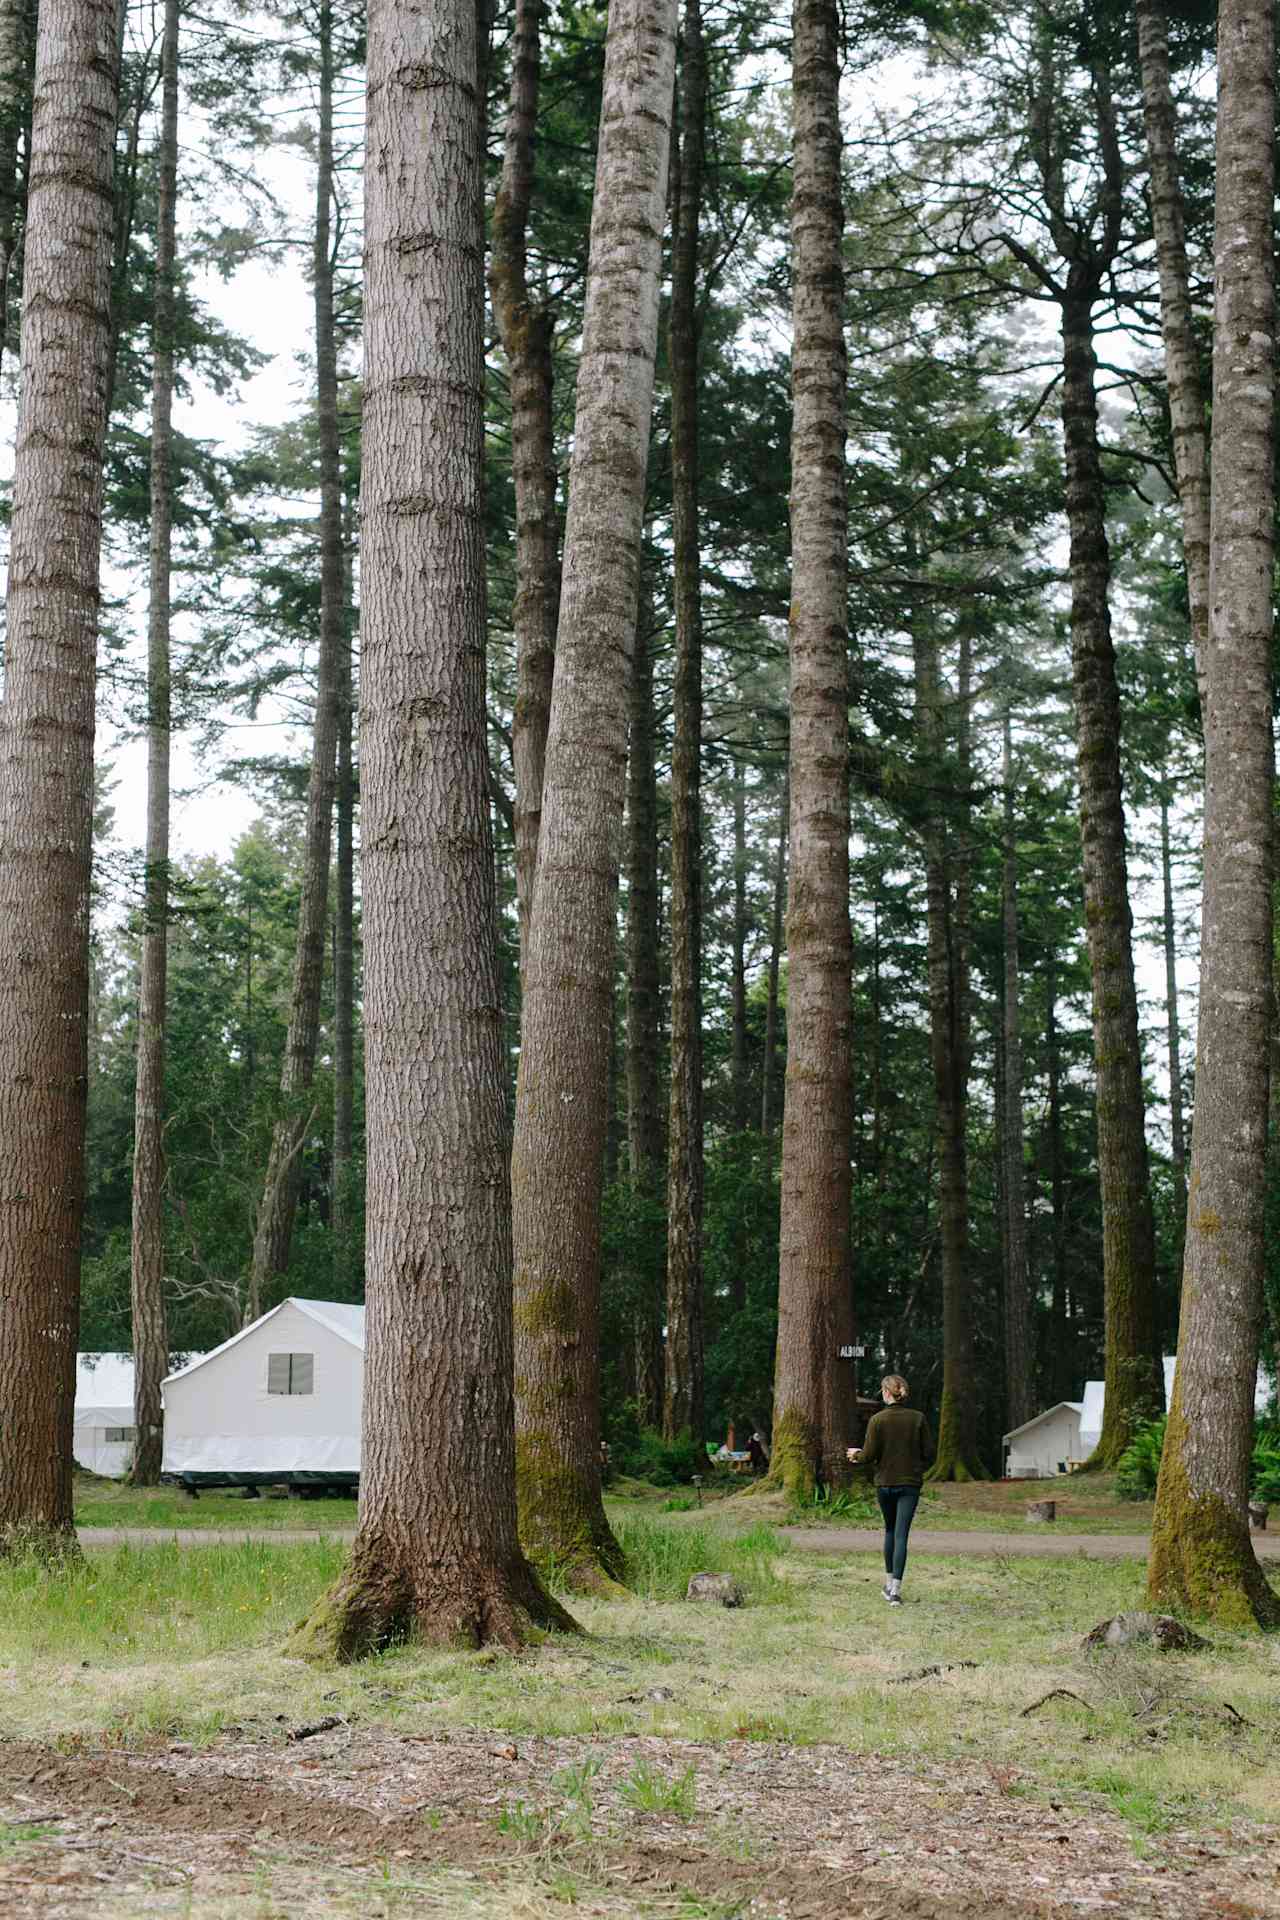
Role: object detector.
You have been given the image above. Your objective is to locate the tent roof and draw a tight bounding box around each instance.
[75,1353,135,1417]
[1003,1402,1083,1444]
[164,1298,365,1386]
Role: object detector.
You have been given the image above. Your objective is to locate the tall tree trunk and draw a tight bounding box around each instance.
[249,0,344,1299]
[917,625,983,1481]
[625,577,663,1427]
[760,775,787,1141]
[772,0,856,1499]
[1149,0,1279,1627]
[663,0,707,1447]
[294,0,573,1658]
[332,496,356,1287]
[0,0,119,1555]
[1135,0,1210,690]
[1002,705,1034,1436]
[128,0,179,1487]
[1159,785,1187,1247]
[730,761,750,1132]
[1061,286,1163,1464]
[489,0,558,965]
[511,0,677,1584]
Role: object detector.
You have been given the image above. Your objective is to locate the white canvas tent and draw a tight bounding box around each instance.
[162,1297,365,1490]
[1003,1402,1084,1479]
[1008,1355,1274,1476]
[75,1353,137,1478]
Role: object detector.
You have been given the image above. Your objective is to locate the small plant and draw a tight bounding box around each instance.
[786,1483,878,1524]
[495,1800,544,1844]
[660,1494,698,1513]
[1116,1417,1166,1501]
[618,1757,698,1818]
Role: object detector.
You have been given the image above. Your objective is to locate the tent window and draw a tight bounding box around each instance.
[104,1426,135,1443]
[267,1352,314,1396]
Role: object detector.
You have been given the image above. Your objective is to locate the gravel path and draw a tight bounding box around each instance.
[76,1522,1280,1557]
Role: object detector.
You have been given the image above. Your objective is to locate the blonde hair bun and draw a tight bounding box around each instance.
[881,1374,909,1402]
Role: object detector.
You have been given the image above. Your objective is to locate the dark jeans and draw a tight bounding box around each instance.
[877,1484,921,1582]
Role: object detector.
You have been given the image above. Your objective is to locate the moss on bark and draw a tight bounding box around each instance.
[770,1406,821,1501]
[288,1534,579,1663]
[515,1432,628,1594]
[924,1384,986,1483]
[1147,1406,1279,1629]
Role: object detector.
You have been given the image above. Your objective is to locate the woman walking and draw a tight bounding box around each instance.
[847,1375,935,1605]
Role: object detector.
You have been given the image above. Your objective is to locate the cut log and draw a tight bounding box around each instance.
[1025,1500,1056,1523]
[1083,1611,1208,1653]
[1248,1503,1268,1532]
[686,1572,744,1607]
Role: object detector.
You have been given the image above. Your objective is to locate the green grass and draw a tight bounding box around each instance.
[1,1518,1277,1845]
[73,1479,357,1533]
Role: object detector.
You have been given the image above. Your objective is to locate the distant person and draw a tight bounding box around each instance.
[847,1374,934,1606]
[747,1431,769,1476]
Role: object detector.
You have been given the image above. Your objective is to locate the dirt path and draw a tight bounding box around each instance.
[1,1724,1276,1919]
[76,1523,1280,1558]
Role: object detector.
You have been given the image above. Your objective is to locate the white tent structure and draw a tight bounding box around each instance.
[162,1297,365,1491]
[75,1353,138,1478]
[1006,1355,1274,1477]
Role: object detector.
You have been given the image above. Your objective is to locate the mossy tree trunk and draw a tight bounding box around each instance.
[625,575,664,1428]
[128,0,180,1487]
[488,0,558,969]
[0,0,119,1556]
[916,623,984,1482]
[250,0,344,1302]
[1148,0,1279,1630]
[293,0,574,1658]
[511,0,676,1584]
[663,0,707,1447]
[772,0,856,1500]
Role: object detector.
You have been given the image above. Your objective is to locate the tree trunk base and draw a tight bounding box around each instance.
[924,1451,985,1485]
[0,1522,81,1565]
[288,1532,579,1662]
[516,1443,628,1594]
[1148,1475,1280,1630]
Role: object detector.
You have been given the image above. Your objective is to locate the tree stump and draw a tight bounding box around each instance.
[1248,1503,1268,1532]
[686,1572,745,1607]
[1025,1500,1056,1523]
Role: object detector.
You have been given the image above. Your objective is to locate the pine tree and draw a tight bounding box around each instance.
[128,0,181,1487]
[0,0,121,1555]
[511,0,678,1584]
[1148,0,1279,1629]
[293,0,572,1655]
[771,0,857,1498]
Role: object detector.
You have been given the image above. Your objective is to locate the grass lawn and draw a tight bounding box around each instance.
[73,1477,359,1533]
[1,1514,1277,1917]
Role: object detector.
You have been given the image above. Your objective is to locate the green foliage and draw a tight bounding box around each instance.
[1117,1414,1280,1506]
[787,1483,879,1525]
[605,1409,702,1487]
[617,1758,697,1818]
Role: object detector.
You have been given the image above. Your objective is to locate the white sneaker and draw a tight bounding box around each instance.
[882,1579,894,1600]
[887,1580,903,1606]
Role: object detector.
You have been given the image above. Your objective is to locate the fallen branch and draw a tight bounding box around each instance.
[890,1660,978,1685]
[1021,1689,1092,1717]
[285,1715,344,1743]
[0,1812,64,1827]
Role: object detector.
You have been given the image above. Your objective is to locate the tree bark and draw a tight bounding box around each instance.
[663,0,707,1447]
[917,625,983,1482]
[772,0,856,1499]
[0,0,119,1555]
[488,0,558,967]
[1159,784,1187,1257]
[760,778,787,1141]
[730,761,751,1132]
[128,0,179,1487]
[1148,0,1279,1628]
[332,493,356,1287]
[511,0,677,1584]
[625,577,663,1428]
[1062,286,1163,1464]
[249,0,344,1300]
[294,0,573,1657]
[1002,705,1034,1436]
[1135,0,1210,692]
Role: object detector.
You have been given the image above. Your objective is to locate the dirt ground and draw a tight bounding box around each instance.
[1,1721,1276,1919]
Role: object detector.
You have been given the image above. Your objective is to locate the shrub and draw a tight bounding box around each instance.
[1116,1413,1280,1505]
[607,1517,786,1604]
[1116,1416,1166,1501]
[607,1414,703,1487]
